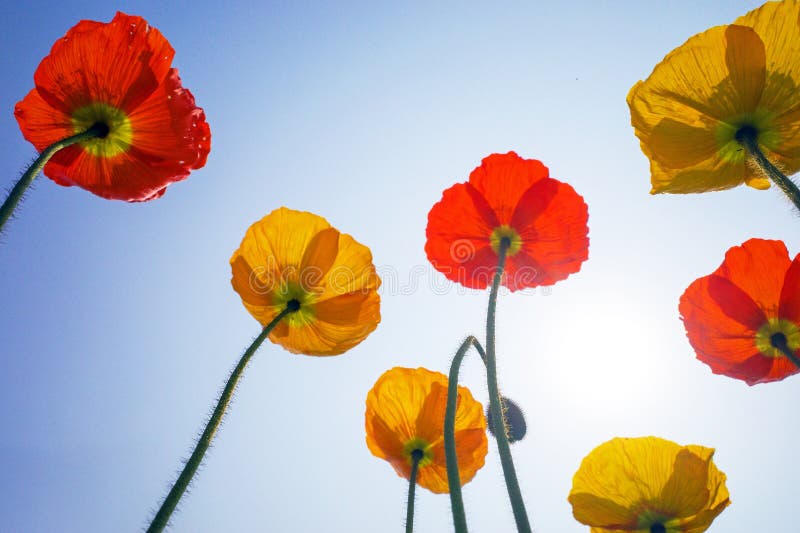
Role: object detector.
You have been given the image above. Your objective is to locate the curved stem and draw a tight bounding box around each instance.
[405,450,423,533]
[738,128,800,212]
[1,124,107,234]
[486,241,532,533]
[147,306,294,533]
[444,335,485,533]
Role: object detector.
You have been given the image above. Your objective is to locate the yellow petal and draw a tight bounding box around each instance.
[299,227,340,287]
[735,1,800,174]
[316,232,381,302]
[736,0,800,117]
[569,437,730,531]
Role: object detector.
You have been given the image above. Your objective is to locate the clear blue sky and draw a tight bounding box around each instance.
[1,1,795,532]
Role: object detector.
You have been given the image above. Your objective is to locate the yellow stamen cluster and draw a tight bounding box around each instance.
[489,225,523,256]
[71,102,133,158]
[402,437,434,467]
[755,317,800,358]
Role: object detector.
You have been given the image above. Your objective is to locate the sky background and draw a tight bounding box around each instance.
[0,1,795,532]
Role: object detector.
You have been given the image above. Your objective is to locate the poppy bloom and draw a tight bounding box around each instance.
[628,1,800,194]
[569,437,730,532]
[425,152,589,291]
[679,238,800,385]
[230,207,381,356]
[365,367,487,494]
[14,12,210,201]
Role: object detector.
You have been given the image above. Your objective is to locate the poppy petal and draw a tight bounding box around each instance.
[716,238,790,313]
[426,181,499,288]
[508,178,589,289]
[468,151,549,223]
[779,254,800,323]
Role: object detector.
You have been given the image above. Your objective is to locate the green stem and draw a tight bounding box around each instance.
[772,334,800,369]
[405,449,423,533]
[737,127,800,212]
[444,335,485,533]
[486,240,532,533]
[147,305,296,533]
[1,124,107,234]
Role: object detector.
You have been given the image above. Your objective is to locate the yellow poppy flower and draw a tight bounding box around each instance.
[628,0,800,194]
[365,367,488,494]
[569,437,730,532]
[230,207,381,356]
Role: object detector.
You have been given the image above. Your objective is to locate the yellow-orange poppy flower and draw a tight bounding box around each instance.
[628,1,800,194]
[230,207,380,356]
[365,367,488,494]
[569,437,730,532]
[15,12,210,201]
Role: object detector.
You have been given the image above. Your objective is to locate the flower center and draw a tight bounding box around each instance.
[402,437,434,468]
[272,281,316,327]
[650,524,666,533]
[71,102,133,158]
[715,109,779,164]
[489,225,523,256]
[755,318,800,358]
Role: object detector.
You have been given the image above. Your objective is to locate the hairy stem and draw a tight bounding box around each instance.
[486,240,532,533]
[737,127,800,212]
[405,449,423,533]
[1,124,108,234]
[444,335,485,533]
[147,306,295,533]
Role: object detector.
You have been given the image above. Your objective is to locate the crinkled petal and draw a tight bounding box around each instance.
[31,12,173,113]
[570,438,728,531]
[508,177,589,289]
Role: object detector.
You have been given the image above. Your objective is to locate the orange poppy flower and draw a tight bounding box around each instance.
[230,207,381,356]
[680,238,800,385]
[425,152,589,291]
[365,367,488,494]
[14,12,210,201]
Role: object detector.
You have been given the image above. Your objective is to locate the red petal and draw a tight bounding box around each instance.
[716,239,791,313]
[680,275,764,378]
[426,182,499,289]
[468,152,548,224]
[507,178,589,289]
[707,275,767,330]
[33,12,173,113]
[779,253,800,323]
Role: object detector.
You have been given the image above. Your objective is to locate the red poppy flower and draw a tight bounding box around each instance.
[14,12,210,201]
[425,152,589,291]
[680,238,800,385]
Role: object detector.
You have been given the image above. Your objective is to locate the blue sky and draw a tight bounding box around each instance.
[1,1,796,532]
